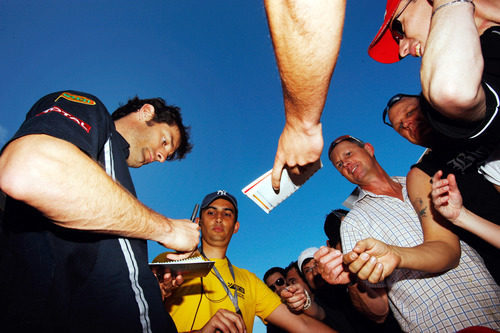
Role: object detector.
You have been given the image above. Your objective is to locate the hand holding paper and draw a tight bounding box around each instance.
[242,160,322,213]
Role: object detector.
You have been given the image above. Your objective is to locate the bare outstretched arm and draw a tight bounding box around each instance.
[432,170,500,248]
[264,0,346,190]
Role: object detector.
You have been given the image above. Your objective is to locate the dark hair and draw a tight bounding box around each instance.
[111,96,193,160]
[324,209,348,247]
[284,261,300,276]
[263,266,286,282]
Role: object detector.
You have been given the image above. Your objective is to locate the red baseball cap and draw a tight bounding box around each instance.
[368,0,403,64]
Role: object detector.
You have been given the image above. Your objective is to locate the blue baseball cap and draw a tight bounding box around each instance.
[200,190,238,219]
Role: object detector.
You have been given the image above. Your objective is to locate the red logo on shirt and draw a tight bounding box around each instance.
[36,106,92,133]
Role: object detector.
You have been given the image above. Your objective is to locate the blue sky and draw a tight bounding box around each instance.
[0,1,424,331]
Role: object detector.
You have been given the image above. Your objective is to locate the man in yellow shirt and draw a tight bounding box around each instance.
[164,190,337,333]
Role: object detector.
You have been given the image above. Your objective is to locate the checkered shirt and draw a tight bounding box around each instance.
[341,177,500,332]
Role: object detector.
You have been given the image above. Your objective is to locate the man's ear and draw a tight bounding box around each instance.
[363,143,375,157]
[233,221,240,234]
[138,103,155,121]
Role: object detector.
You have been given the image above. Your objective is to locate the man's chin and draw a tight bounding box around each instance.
[126,160,144,168]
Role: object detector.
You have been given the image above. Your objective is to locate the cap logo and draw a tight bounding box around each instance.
[217,190,227,196]
[55,92,96,105]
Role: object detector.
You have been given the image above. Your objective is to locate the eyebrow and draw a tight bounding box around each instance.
[206,206,235,214]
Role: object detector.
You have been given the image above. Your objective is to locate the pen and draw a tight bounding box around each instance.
[190,203,199,222]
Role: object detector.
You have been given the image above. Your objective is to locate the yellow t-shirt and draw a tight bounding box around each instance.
[165,257,281,333]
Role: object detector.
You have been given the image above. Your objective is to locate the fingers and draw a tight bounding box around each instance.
[315,247,344,284]
[446,173,459,193]
[271,157,284,191]
[351,238,372,255]
[343,251,359,265]
[347,252,383,281]
[166,251,193,261]
[432,170,443,185]
[204,309,245,333]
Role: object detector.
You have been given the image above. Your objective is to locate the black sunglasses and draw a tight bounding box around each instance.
[269,277,285,292]
[328,135,365,157]
[390,0,413,44]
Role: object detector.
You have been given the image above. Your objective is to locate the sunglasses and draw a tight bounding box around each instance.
[269,277,285,292]
[382,93,420,127]
[390,0,414,44]
[303,263,317,275]
[328,135,365,157]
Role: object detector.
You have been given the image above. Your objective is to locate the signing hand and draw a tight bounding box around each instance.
[160,218,200,255]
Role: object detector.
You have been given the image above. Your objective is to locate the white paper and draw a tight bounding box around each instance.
[242,161,322,213]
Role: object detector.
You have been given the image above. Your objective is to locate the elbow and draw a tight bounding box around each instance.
[0,161,39,202]
[424,78,482,121]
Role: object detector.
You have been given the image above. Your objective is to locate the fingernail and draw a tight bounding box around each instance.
[360,253,369,260]
[369,256,376,263]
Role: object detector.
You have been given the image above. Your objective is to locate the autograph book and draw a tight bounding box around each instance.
[149,255,214,280]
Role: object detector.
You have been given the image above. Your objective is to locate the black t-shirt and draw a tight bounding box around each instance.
[414,138,500,284]
[423,26,500,144]
[0,91,176,332]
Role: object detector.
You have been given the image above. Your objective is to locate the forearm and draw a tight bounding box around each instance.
[347,283,388,324]
[391,240,460,272]
[264,0,345,127]
[266,304,337,332]
[304,299,326,321]
[0,135,171,243]
[421,0,484,120]
[407,168,462,273]
[454,207,500,248]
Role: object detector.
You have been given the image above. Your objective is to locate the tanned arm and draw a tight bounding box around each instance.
[0,135,200,251]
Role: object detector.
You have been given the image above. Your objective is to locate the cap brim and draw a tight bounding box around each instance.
[368,0,402,64]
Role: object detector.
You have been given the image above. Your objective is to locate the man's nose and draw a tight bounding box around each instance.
[398,40,410,59]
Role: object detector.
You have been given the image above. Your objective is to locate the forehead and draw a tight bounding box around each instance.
[388,97,420,121]
[204,198,236,211]
[303,258,316,267]
[286,268,300,279]
[330,141,361,159]
[266,272,284,283]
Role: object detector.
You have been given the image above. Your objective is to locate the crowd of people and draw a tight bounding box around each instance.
[0,0,499,332]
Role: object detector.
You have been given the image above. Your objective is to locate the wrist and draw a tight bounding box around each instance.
[303,289,312,310]
[453,206,470,227]
[284,117,322,136]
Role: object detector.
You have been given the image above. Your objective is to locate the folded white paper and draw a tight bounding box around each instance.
[242,160,322,213]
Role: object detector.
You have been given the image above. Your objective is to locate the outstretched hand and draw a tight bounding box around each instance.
[271,122,323,191]
[151,268,184,300]
[199,309,246,333]
[343,238,400,283]
[431,170,463,223]
[280,283,307,313]
[314,246,351,285]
